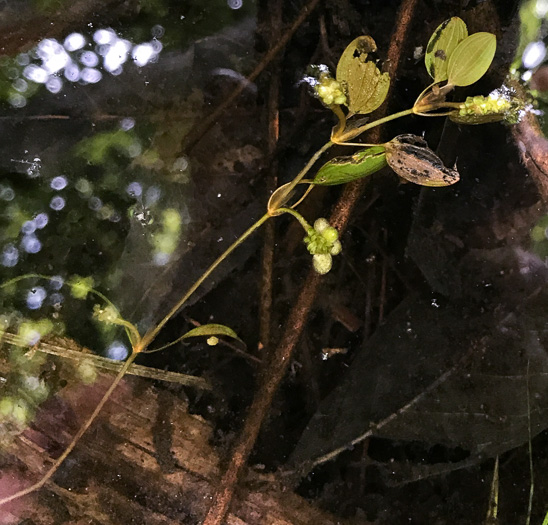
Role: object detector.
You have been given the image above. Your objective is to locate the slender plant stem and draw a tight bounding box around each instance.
[0,350,138,506]
[277,207,312,231]
[526,358,534,525]
[137,213,272,352]
[335,102,462,144]
[272,141,333,209]
[140,141,336,353]
[336,108,415,143]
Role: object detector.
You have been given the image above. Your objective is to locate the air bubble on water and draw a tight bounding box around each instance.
[80,50,99,67]
[1,244,18,267]
[127,142,142,158]
[227,0,243,9]
[126,181,142,198]
[50,196,66,211]
[26,287,47,310]
[50,292,64,306]
[88,196,103,211]
[64,32,86,51]
[34,213,49,229]
[80,67,102,83]
[0,186,15,201]
[172,156,188,171]
[46,76,63,94]
[106,341,128,361]
[21,234,42,254]
[13,79,28,93]
[23,64,48,84]
[151,25,165,38]
[145,186,161,205]
[16,53,30,66]
[50,175,68,190]
[153,252,170,266]
[21,220,36,234]
[9,93,26,108]
[75,178,92,196]
[120,118,135,131]
[110,211,121,223]
[50,275,64,290]
[93,29,116,46]
[64,63,80,82]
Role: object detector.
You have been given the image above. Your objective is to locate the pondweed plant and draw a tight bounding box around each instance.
[0,16,530,506]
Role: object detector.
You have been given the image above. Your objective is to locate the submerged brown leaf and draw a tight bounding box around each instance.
[385,134,459,187]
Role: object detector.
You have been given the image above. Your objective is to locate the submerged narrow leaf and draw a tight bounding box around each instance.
[425,17,468,82]
[313,146,387,185]
[181,323,242,343]
[447,32,496,87]
[336,36,390,115]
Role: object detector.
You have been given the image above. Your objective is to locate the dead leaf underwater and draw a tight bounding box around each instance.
[290,283,548,481]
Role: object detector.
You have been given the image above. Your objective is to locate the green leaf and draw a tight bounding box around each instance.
[447,32,496,87]
[425,17,468,82]
[385,135,459,187]
[181,323,242,343]
[336,36,390,115]
[313,146,387,185]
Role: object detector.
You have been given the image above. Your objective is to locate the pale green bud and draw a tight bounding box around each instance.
[313,253,333,275]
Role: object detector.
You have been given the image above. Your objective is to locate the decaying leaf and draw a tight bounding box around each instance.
[425,17,468,82]
[290,289,548,480]
[385,134,459,187]
[447,32,497,87]
[313,146,387,186]
[336,36,390,115]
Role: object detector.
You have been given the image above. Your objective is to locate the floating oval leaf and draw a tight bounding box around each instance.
[425,17,468,82]
[385,134,459,187]
[313,146,387,186]
[181,323,243,343]
[447,32,496,87]
[336,36,390,115]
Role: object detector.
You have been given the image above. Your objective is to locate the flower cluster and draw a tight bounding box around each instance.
[451,86,527,125]
[93,304,121,324]
[303,65,347,107]
[316,73,347,106]
[304,218,342,274]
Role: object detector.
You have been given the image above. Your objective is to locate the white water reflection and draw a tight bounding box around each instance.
[64,32,86,51]
[9,26,164,107]
[523,41,546,69]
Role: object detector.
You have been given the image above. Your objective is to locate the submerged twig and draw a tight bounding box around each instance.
[202,2,420,523]
[0,333,211,390]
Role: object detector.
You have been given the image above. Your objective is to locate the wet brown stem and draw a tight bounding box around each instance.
[512,112,548,202]
[202,1,420,523]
